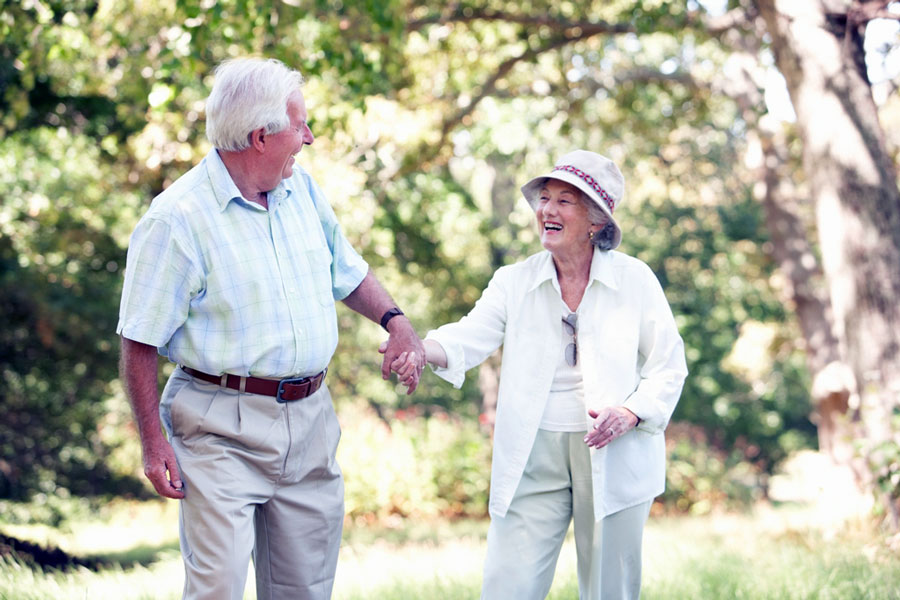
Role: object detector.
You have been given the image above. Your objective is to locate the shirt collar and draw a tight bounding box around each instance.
[588,246,620,291]
[205,149,292,212]
[205,149,244,211]
[529,252,558,292]
[527,246,620,293]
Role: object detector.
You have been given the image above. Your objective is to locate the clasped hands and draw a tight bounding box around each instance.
[378,330,425,395]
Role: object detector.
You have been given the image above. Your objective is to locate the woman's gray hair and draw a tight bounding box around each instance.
[583,192,617,250]
[205,58,305,152]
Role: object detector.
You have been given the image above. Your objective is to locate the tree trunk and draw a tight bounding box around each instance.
[711,37,858,468]
[477,351,501,434]
[474,154,522,434]
[757,132,858,464]
[755,0,900,525]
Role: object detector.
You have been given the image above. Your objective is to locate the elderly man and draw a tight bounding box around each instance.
[117,57,424,600]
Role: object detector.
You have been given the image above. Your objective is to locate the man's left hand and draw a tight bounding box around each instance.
[379,316,425,394]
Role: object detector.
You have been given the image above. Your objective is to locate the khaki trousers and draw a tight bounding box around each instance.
[481,429,651,600]
[161,367,344,600]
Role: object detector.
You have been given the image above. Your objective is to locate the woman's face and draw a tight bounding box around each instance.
[535,179,594,256]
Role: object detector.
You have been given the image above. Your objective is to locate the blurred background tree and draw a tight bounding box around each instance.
[2,0,898,523]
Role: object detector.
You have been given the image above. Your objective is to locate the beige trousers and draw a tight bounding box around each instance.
[161,367,344,600]
[481,429,652,600]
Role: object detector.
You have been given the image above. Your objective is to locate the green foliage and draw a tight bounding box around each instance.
[0,0,835,508]
[0,127,147,500]
[626,191,817,469]
[339,407,492,520]
[0,494,96,531]
[866,408,900,515]
[660,423,765,514]
[871,440,900,499]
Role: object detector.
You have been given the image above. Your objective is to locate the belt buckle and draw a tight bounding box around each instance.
[277,376,311,403]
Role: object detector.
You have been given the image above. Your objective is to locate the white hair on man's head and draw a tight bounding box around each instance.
[205,57,305,152]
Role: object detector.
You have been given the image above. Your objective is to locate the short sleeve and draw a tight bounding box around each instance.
[305,176,368,300]
[116,216,204,347]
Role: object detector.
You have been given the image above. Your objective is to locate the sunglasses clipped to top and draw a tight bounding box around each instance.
[562,313,578,366]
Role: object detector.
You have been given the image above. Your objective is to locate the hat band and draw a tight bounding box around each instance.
[552,165,615,213]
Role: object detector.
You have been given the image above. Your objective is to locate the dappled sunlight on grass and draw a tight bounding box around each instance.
[64,500,181,558]
[335,518,485,598]
[334,518,581,599]
[1,498,182,574]
[3,501,900,599]
[335,536,484,599]
[1,553,185,600]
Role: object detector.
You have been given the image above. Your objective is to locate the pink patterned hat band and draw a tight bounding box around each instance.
[552,165,616,213]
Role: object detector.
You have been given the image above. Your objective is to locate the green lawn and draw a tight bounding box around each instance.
[2,500,899,599]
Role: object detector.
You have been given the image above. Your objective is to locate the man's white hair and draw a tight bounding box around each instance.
[205,58,305,152]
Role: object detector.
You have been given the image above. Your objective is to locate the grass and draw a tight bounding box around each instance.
[640,509,900,600]
[2,500,900,599]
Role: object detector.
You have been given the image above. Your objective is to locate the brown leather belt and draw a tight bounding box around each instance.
[182,366,327,403]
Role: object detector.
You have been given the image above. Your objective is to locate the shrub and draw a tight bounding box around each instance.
[659,422,765,514]
[339,410,768,522]
[338,404,492,522]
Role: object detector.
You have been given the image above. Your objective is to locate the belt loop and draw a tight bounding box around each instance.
[239,376,247,394]
[220,373,228,387]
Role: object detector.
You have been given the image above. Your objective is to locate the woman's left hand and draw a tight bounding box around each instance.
[584,407,639,449]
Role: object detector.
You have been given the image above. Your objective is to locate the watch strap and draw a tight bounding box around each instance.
[380,307,404,331]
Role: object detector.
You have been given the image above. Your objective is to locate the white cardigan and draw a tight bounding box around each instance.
[426,247,688,520]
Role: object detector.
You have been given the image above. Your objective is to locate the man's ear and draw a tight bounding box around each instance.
[249,128,266,152]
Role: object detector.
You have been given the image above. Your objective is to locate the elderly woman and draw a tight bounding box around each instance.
[392,150,687,598]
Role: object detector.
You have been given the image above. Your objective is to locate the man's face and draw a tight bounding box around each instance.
[263,90,314,188]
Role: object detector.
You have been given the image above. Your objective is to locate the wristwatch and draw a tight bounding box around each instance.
[379,307,404,331]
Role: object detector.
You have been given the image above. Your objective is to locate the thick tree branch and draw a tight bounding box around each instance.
[846,0,900,26]
[439,34,578,140]
[398,1,760,178]
[409,4,762,37]
[408,7,632,35]
[391,28,611,179]
[694,4,761,34]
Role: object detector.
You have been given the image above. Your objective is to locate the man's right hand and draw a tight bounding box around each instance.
[121,336,185,500]
[142,433,185,499]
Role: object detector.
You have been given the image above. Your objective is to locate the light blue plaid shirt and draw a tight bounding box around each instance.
[117,149,368,378]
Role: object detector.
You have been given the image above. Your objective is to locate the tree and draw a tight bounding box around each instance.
[688,1,861,497]
[753,0,900,524]
[5,0,895,516]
